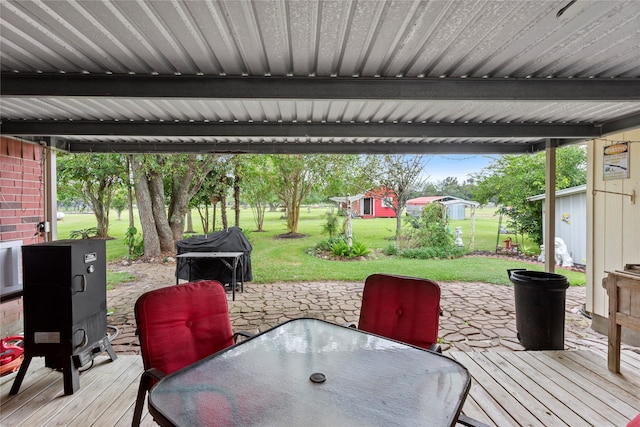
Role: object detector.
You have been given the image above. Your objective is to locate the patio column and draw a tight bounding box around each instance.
[544,139,557,273]
[44,141,58,242]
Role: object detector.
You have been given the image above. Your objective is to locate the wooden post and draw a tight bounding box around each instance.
[44,142,58,242]
[606,273,621,373]
[545,139,557,273]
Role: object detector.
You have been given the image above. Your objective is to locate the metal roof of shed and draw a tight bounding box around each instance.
[1,0,639,154]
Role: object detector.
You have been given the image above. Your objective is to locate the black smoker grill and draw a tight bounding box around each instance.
[10,239,117,396]
[176,227,253,286]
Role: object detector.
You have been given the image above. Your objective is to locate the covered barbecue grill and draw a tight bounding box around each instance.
[176,227,252,286]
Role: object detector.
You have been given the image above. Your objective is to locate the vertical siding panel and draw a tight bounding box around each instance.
[621,131,640,267]
[588,129,640,335]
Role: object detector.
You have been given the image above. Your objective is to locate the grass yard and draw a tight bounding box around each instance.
[57,206,585,286]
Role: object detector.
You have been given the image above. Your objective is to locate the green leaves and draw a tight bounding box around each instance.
[471,146,586,244]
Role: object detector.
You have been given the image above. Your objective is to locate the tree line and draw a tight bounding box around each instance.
[57,147,586,257]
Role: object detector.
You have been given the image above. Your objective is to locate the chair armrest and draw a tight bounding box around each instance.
[233,331,254,343]
[457,413,491,427]
[428,342,442,353]
[143,367,167,383]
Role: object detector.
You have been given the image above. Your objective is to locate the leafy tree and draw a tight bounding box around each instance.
[271,155,362,235]
[131,154,214,257]
[272,155,324,235]
[365,155,429,241]
[111,188,128,221]
[472,146,586,244]
[57,153,126,238]
[241,155,278,231]
[421,177,477,200]
[191,158,231,234]
[421,182,438,196]
[166,154,214,242]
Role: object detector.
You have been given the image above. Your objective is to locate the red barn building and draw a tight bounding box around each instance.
[330,187,397,219]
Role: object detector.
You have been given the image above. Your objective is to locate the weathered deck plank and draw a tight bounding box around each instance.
[453,351,575,426]
[449,349,640,427]
[1,350,638,426]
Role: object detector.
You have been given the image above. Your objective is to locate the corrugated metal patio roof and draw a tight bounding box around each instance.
[1,0,639,154]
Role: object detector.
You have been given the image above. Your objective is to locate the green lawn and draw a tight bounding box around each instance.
[57,207,585,286]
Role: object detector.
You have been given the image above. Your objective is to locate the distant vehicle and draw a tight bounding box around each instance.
[57,212,65,220]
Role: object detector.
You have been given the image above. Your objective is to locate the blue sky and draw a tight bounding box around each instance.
[422,155,500,183]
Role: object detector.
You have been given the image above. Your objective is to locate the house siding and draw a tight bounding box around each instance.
[587,129,640,345]
[538,186,587,266]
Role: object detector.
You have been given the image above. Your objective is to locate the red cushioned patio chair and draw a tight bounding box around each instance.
[356,274,490,427]
[356,273,442,353]
[131,280,251,427]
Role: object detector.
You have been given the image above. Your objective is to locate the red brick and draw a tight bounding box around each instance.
[0,231,22,240]
[0,216,20,224]
[21,203,42,210]
[15,188,37,195]
[0,156,20,165]
[22,143,34,159]
[7,140,19,157]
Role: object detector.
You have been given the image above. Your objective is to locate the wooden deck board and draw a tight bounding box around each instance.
[1,350,638,426]
[540,352,640,418]
[516,351,630,426]
[451,351,552,426]
[450,349,640,427]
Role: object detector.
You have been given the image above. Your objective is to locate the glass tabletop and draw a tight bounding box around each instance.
[149,318,470,427]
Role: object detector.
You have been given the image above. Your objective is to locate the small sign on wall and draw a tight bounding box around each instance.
[603,142,630,180]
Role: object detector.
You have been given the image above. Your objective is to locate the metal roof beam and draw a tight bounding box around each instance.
[601,112,640,135]
[2,120,602,139]
[52,140,536,155]
[2,73,639,101]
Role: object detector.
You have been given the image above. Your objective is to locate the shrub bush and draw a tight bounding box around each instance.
[397,203,466,260]
[69,227,98,239]
[124,226,144,258]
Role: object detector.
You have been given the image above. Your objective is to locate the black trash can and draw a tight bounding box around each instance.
[507,269,570,350]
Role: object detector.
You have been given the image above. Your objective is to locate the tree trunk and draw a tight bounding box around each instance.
[168,156,196,243]
[148,170,175,253]
[220,193,228,230]
[127,156,135,229]
[251,203,265,231]
[212,203,217,232]
[233,161,241,227]
[186,210,194,233]
[85,185,110,238]
[131,157,161,258]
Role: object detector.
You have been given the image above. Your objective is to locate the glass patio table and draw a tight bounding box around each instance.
[148,318,471,427]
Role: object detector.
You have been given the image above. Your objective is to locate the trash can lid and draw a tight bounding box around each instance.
[508,269,569,288]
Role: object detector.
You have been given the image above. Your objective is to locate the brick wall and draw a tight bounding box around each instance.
[1,136,45,336]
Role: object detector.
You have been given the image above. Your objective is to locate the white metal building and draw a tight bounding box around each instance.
[529,185,587,266]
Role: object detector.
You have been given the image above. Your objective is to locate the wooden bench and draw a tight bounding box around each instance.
[603,265,640,373]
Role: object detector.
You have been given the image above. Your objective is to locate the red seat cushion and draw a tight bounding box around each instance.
[358,274,440,350]
[135,280,235,375]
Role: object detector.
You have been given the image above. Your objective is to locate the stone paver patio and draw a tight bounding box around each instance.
[106,260,614,355]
